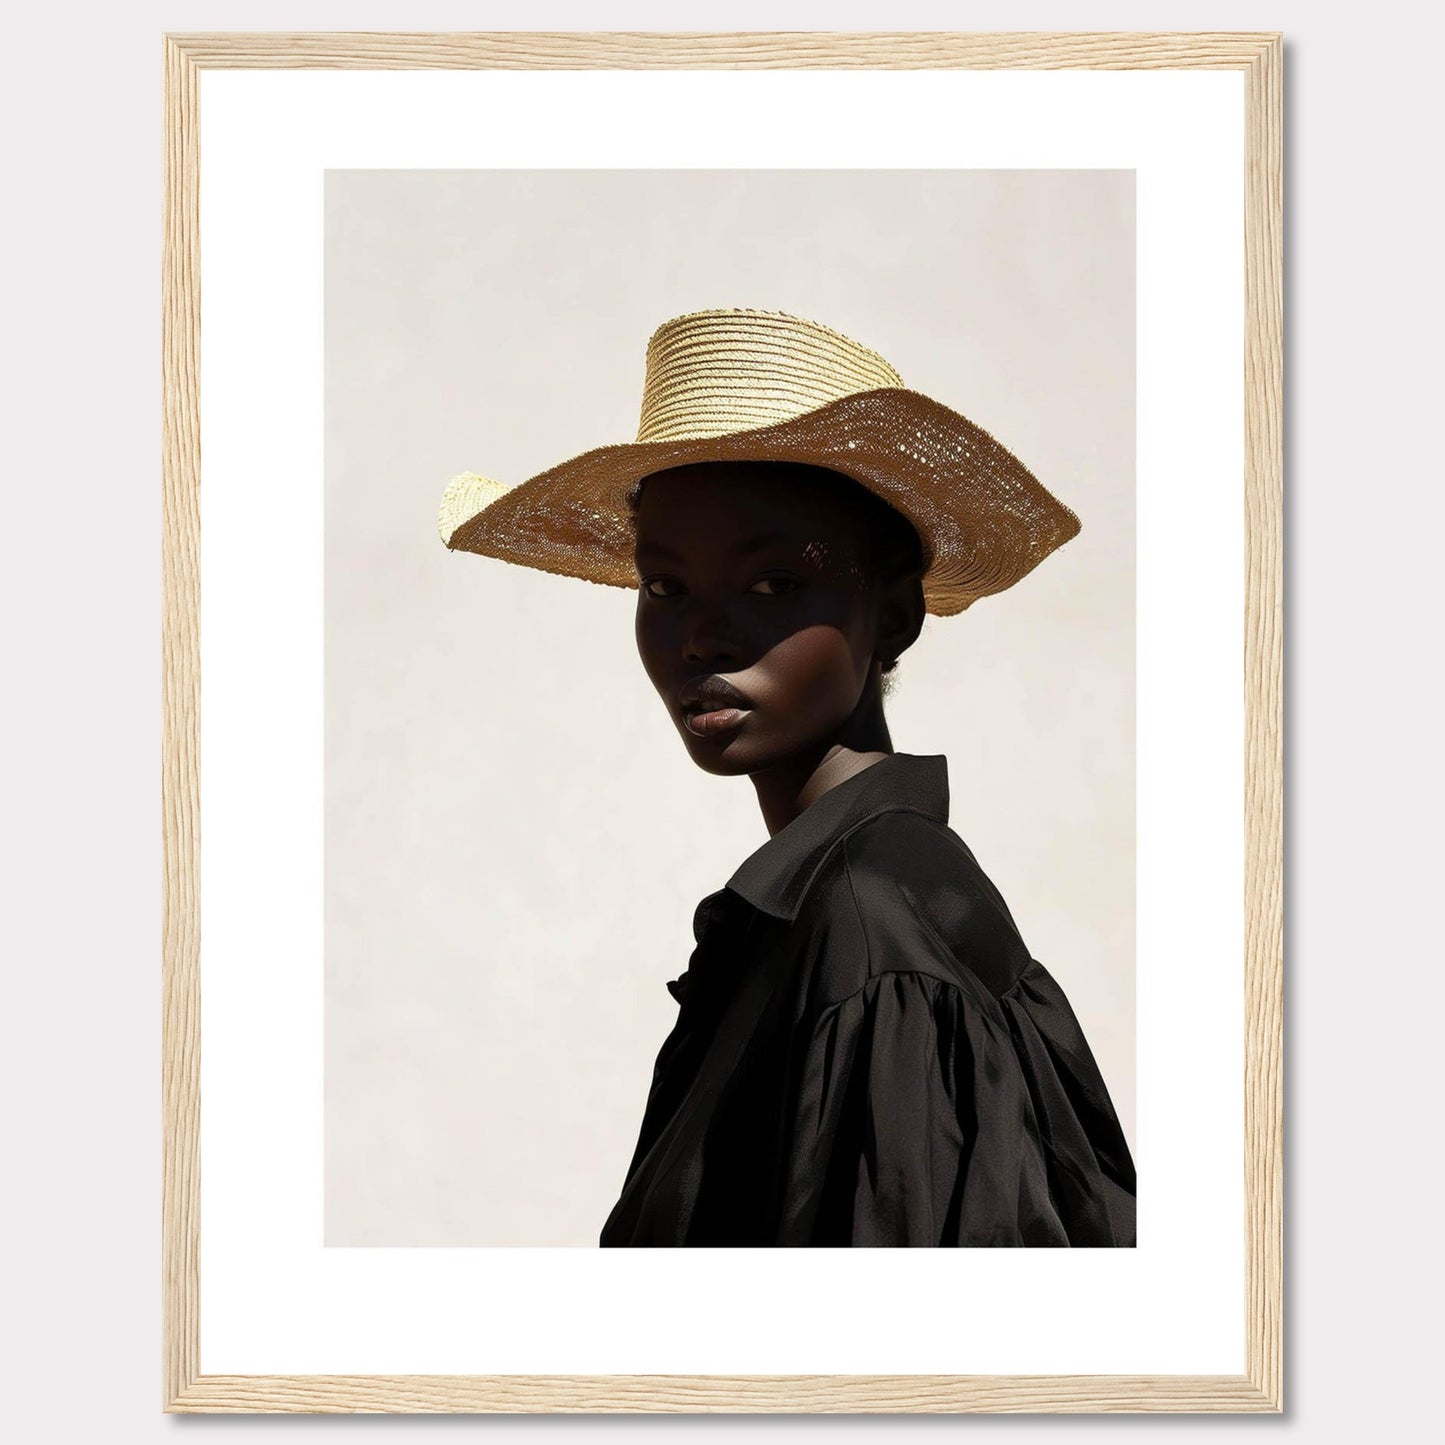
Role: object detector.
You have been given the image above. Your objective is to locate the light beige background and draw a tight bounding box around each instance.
[324,168,1135,1246]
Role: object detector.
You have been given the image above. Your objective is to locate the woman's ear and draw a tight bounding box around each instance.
[875,573,926,671]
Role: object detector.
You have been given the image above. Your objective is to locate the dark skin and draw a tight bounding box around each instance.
[632,461,927,838]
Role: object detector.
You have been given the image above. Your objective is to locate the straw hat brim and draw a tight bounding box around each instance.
[439,386,1080,617]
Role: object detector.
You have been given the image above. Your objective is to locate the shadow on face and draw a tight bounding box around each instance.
[629,460,925,776]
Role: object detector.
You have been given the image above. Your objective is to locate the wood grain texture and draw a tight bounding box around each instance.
[162,30,1280,69]
[161,31,201,1415]
[1242,34,1285,1414]
[161,28,1284,1415]
[170,1373,1277,1414]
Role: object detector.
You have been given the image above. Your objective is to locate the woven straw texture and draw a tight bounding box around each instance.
[438,308,1081,617]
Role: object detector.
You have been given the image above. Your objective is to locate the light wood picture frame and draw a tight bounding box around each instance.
[162,29,1282,1414]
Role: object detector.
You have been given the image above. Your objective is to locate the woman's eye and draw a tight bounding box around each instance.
[750,574,801,596]
[640,574,800,598]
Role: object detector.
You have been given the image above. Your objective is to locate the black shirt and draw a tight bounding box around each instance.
[599,752,1136,1247]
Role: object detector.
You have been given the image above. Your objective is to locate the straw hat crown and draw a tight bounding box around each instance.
[633,309,905,443]
[438,306,1081,616]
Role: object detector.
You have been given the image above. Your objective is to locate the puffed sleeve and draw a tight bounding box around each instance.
[772,929,1135,1247]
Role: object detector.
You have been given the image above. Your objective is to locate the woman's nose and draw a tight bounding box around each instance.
[681,601,741,665]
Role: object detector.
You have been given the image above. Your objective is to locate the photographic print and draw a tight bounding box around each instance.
[324,169,1138,1250]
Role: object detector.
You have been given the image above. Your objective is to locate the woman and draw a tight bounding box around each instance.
[439,307,1136,1246]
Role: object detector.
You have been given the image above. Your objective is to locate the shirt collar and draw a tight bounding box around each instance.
[723,752,950,923]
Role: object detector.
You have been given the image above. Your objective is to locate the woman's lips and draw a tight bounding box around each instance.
[684,706,750,738]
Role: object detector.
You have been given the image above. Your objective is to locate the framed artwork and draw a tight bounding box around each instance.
[162,29,1282,1413]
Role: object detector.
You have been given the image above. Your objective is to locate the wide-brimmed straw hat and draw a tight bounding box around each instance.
[437,307,1080,616]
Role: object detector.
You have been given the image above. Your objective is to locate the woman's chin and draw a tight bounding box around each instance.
[680,729,762,777]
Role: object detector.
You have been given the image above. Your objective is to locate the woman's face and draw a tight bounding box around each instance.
[632,461,892,776]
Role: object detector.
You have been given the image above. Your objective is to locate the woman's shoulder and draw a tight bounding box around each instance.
[789,808,1033,1008]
